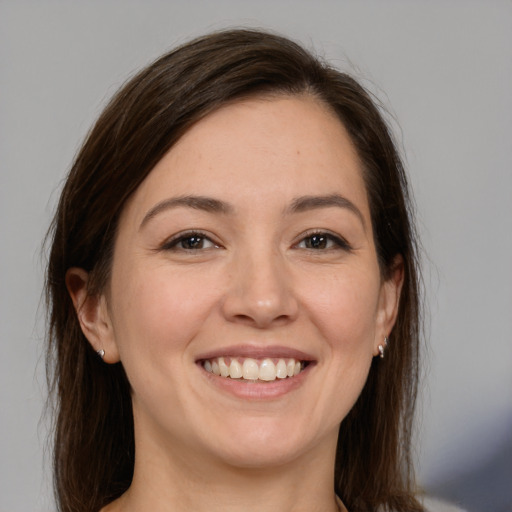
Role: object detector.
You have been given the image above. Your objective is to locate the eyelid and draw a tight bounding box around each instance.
[160,230,222,251]
[293,229,352,251]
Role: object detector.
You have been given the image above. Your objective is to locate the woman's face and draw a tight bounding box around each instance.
[80,95,402,469]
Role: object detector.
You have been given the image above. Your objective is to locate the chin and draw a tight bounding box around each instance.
[216,443,305,470]
[200,416,324,469]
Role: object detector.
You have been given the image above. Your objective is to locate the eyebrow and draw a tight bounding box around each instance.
[140,195,233,229]
[287,194,366,230]
[140,193,366,230]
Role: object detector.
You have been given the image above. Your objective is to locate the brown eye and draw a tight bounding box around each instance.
[305,234,329,249]
[163,232,218,251]
[296,232,351,251]
[180,235,207,250]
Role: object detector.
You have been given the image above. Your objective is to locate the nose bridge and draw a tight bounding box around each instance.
[223,240,298,327]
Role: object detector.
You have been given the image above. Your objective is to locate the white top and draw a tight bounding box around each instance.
[423,496,467,512]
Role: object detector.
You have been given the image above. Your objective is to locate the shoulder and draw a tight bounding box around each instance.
[421,496,467,512]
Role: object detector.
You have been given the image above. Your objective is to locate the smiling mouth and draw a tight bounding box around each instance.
[201,357,310,382]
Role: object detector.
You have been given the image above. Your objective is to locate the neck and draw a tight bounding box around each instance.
[105,425,343,512]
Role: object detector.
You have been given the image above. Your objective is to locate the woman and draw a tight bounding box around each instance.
[46,29,423,512]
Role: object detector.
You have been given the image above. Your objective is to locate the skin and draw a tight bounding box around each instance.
[68,95,403,512]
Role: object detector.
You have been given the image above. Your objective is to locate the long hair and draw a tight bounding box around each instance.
[45,29,423,512]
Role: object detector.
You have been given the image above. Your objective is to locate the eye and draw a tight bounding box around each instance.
[162,231,219,251]
[295,231,351,251]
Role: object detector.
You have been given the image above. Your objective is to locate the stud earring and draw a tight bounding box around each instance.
[97,349,105,359]
[378,337,389,359]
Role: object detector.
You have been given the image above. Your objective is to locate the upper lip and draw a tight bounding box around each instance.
[195,345,316,362]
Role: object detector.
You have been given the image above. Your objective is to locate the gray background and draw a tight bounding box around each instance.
[1,2,511,511]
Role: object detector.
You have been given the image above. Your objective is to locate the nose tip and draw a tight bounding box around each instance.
[221,258,298,328]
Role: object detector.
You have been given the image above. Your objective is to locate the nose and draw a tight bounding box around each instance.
[221,248,299,329]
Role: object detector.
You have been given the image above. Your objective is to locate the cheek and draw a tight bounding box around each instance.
[301,268,381,353]
[293,269,381,429]
[109,264,216,364]
[112,263,223,367]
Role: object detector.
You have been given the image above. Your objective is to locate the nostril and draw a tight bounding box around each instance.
[221,267,299,327]
[232,312,292,329]
[233,313,255,324]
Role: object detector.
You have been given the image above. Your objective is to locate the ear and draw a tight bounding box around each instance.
[66,267,120,363]
[374,255,404,356]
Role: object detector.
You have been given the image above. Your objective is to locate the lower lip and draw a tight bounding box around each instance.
[198,363,314,400]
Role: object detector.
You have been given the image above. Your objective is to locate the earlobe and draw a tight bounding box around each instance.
[65,267,120,363]
[374,256,404,356]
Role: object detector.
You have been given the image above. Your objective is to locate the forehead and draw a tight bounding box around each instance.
[123,94,369,222]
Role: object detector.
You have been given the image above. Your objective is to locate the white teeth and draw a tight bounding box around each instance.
[218,357,230,377]
[242,358,259,380]
[229,359,243,379]
[259,359,276,381]
[286,359,295,377]
[212,360,221,376]
[202,356,306,381]
[276,359,287,379]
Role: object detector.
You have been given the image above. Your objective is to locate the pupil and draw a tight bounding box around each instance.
[184,236,203,249]
[308,235,326,249]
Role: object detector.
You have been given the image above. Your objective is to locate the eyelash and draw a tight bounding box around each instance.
[161,230,351,253]
[161,231,219,251]
[294,230,352,252]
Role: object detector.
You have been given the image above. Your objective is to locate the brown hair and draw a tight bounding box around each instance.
[45,29,423,512]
